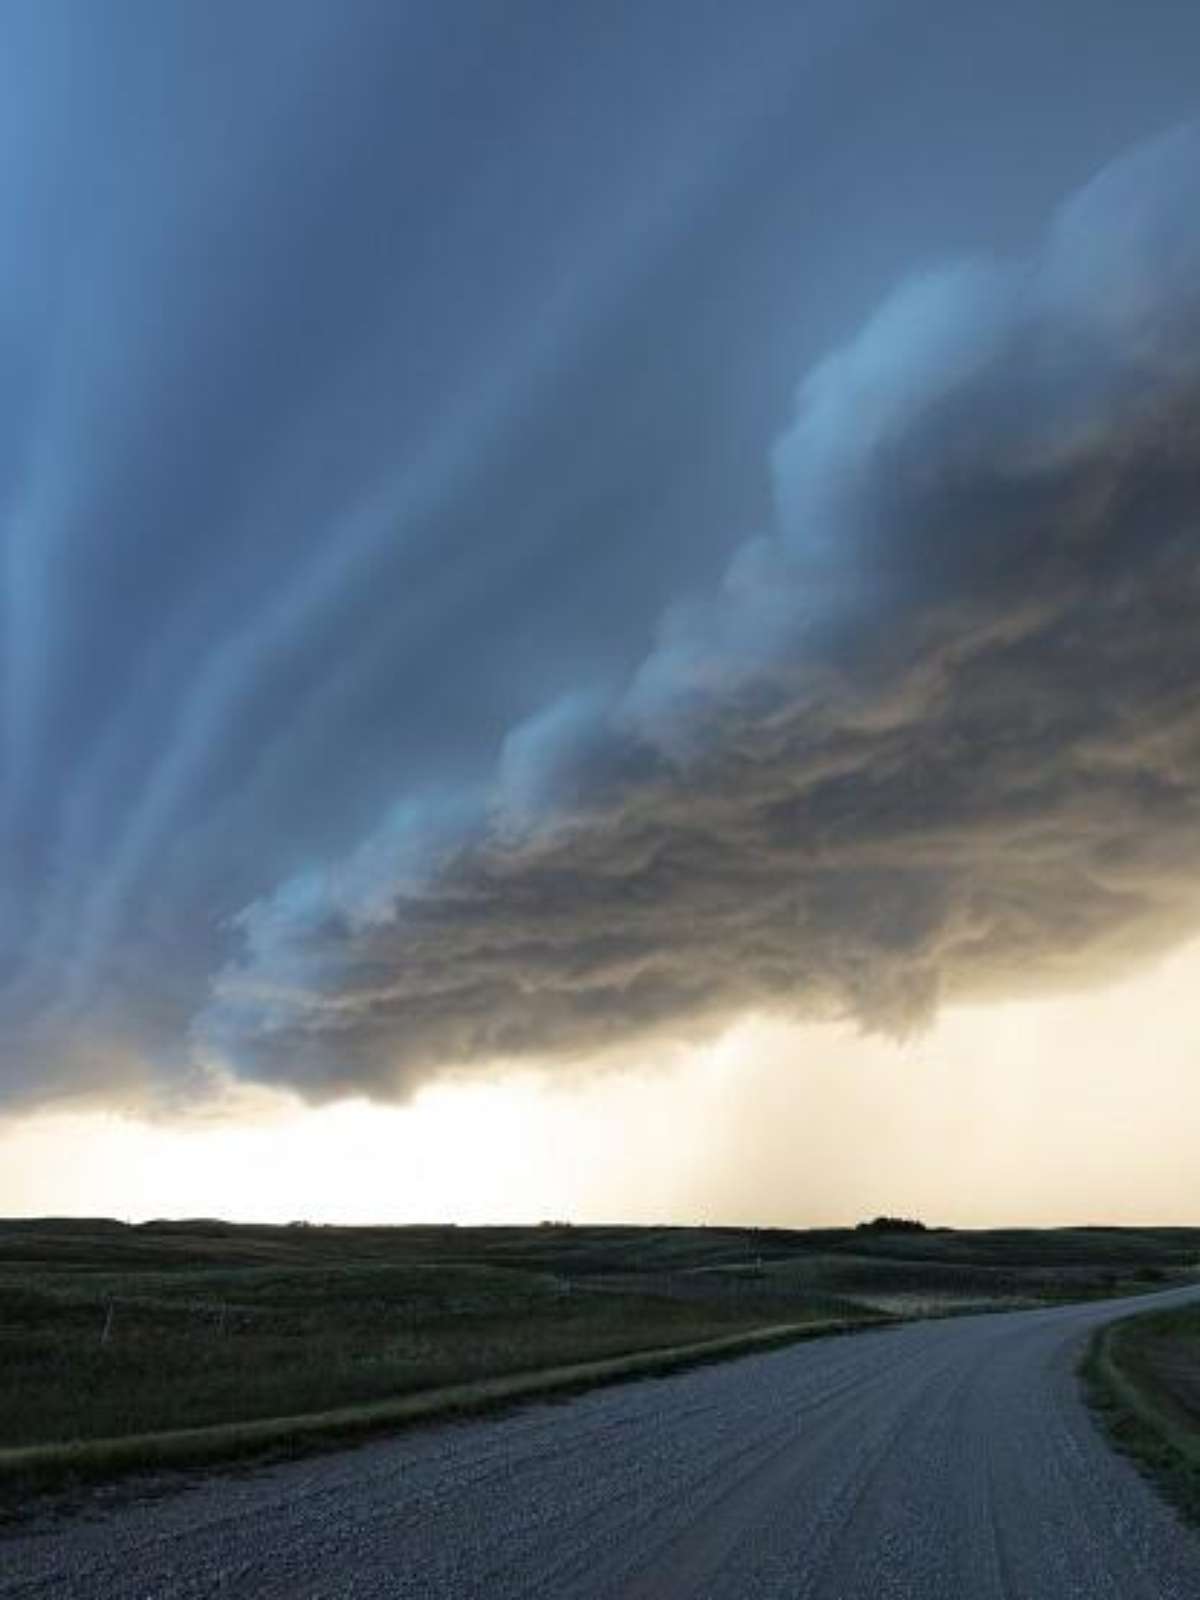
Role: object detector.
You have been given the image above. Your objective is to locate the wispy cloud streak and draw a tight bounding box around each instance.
[1,0,880,1104]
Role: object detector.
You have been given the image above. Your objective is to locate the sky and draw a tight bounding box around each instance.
[3,0,1200,1226]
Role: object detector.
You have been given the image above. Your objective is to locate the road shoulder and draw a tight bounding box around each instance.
[1083,1301,1200,1527]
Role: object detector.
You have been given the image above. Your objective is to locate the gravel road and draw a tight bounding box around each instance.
[5,1287,1200,1598]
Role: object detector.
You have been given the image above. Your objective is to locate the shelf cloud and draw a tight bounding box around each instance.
[2,5,1199,1114]
[204,125,1200,1097]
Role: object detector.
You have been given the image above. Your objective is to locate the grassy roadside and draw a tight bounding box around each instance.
[1082,1303,1200,1527]
[5,1217,1197,1513]
[0,1314,881,1504]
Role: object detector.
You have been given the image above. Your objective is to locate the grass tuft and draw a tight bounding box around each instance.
[1082,1303,1200,1527]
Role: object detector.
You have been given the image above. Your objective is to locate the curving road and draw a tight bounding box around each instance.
[4,1288,1200,1598]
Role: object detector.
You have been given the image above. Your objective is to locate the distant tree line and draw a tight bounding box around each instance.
[856,1216,927,1234]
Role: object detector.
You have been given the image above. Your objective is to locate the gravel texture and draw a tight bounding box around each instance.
[4,1287,1199,1598]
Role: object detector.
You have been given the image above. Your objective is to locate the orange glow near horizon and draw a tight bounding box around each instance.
[3,939,1200,1230]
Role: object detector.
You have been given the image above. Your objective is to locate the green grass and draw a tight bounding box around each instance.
[0,1262,867,1448]
[0,1221,881,1465]
[3,1216,1197,1500]
[0,1317,871,1497]
[1083,1302,1200,1526]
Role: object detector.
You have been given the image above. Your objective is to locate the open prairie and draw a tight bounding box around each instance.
[4,1283,1200,1599]
[3,1217,1197,1470]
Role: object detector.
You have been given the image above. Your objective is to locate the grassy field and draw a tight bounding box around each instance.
[1084,1300,1200,1526]
[2,1217,1198,1492]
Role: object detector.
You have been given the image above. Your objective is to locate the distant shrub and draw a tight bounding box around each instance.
[856,1216,927,1234]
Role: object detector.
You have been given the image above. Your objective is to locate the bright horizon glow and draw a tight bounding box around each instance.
[4,938,1199,1229]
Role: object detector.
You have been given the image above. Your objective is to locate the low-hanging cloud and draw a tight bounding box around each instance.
[3,0,889,1110]
[202,124,1200,1098]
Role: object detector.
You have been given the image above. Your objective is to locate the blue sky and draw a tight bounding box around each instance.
[2,2,1200,1150]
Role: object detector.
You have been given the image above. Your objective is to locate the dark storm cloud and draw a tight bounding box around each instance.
[204,124,1200,1096]
[2,2,1200,1107]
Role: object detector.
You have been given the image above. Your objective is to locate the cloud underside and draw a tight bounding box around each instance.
[203,125,1200,1096]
